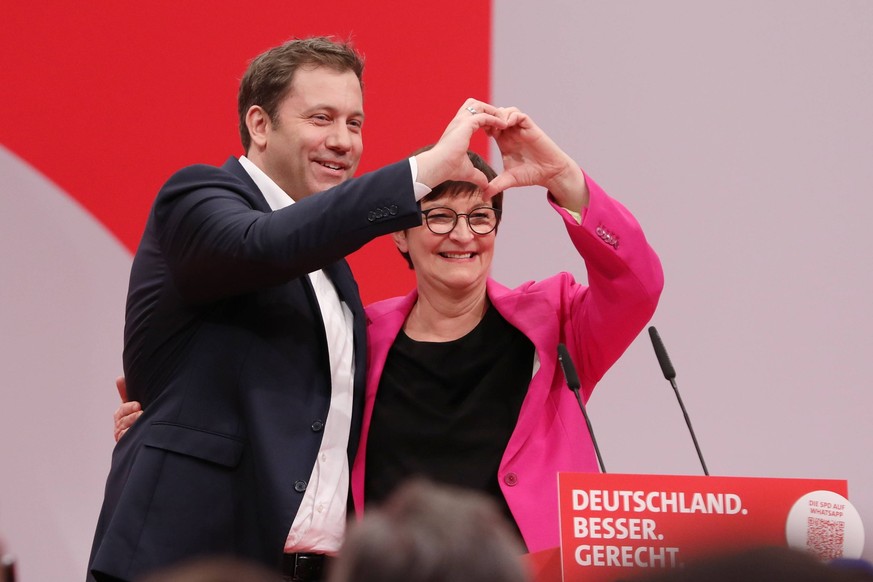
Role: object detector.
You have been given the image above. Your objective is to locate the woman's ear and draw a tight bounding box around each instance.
[392,230,408,253]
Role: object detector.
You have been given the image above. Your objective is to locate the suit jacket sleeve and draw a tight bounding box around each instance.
[153,159,421,303]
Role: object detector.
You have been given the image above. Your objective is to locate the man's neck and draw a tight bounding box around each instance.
[238,155,297,210]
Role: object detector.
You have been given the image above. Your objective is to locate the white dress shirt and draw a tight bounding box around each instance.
[238,155,429,553]
[239,156,353,554]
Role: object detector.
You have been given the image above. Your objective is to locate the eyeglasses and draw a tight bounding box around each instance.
[420,206,502,235]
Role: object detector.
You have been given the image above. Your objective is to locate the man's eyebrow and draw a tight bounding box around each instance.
[305,104,365,119]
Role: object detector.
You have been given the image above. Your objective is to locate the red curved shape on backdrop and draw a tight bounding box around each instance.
[0,0,491,303]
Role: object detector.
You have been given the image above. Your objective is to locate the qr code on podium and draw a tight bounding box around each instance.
[807,516,845,560]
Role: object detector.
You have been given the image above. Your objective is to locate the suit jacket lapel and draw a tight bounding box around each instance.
[221,156,272,212]
[324,260,365,379]
[325,259,368,460]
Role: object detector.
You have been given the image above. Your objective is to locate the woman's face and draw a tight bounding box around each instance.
[393,191,497,295]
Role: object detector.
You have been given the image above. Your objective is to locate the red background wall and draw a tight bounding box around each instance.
[1,0,491,304]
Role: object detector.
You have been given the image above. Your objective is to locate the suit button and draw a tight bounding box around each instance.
[311,420,324,432]
[367,211,376,222]
[504,472,518,487]
[388,204,398,216]
[294,480,307,493]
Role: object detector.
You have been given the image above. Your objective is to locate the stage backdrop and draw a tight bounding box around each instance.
[0,2,489,579]
[1,1,871,579]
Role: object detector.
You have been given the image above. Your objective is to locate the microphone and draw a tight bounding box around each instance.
[647,326,709,476]
[1,552,16,582]
[558,343,606,473]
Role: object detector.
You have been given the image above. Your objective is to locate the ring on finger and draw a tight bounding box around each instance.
[466,106,478,115]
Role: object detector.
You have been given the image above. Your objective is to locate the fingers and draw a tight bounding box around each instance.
[459,101,530,129]
[483,172,518,199]
[463,168,492,192]
[465,110,508,133]
[114,400,141,423]
[114,410,142,442]
[114,401,142,443]
[422,100,536,190]
[418,100,506,188]
[115,375,128,402]
[460,98,500,118]
[452,98,508,134]
[495,106,523,124]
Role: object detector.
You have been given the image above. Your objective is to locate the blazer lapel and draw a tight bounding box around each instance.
[487,279,562,466]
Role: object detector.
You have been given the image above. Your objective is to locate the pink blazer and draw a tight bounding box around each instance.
[351,176,664,552]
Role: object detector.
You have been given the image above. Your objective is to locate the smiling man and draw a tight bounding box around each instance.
[87,37,506,582]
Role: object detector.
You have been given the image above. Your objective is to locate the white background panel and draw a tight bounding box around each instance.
[492,0,873,559]
[0,146,130,579]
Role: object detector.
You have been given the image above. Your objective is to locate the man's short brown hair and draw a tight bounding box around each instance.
[237,36,365,152]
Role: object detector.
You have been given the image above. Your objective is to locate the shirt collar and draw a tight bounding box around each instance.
[238,155,294,211]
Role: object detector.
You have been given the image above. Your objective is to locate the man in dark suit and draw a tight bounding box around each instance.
[87,37,505,582]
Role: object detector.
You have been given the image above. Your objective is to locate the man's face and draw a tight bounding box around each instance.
[260,66,364,200]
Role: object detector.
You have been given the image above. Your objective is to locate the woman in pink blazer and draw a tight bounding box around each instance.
[350,107,664,553]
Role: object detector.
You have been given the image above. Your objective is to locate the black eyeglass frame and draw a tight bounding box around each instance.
[420,206,502,235]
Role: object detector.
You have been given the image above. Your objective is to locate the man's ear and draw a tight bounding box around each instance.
[392,230,408,253]
[246,105,271,150]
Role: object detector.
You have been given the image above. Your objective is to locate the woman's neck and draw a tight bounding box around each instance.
[404,283,489,342]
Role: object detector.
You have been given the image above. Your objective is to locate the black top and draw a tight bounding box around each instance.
[365,304,534,534]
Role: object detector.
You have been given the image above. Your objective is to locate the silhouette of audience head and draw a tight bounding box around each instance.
[328,478,530,582]
[136,555,279,582]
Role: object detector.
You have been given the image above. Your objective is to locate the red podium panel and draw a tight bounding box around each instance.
[543,473,854,582]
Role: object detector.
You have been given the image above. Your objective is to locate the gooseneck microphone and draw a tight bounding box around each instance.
[647,326,710,476]
[558,343,606,474]
[2,552,16,582]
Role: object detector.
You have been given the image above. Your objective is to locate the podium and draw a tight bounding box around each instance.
[526,473,864,582]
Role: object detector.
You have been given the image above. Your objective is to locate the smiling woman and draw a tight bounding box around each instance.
[350,107,665,553]
[391,149,502,318]
[398,196,499,336]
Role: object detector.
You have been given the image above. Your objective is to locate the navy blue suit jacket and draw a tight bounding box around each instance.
[88,157,421,581]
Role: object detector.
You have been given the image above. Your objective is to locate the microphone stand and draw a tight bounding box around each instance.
[558,343,606,474]
[570,385,607,474]
[666,375,709,476]
[648,326,709,476]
